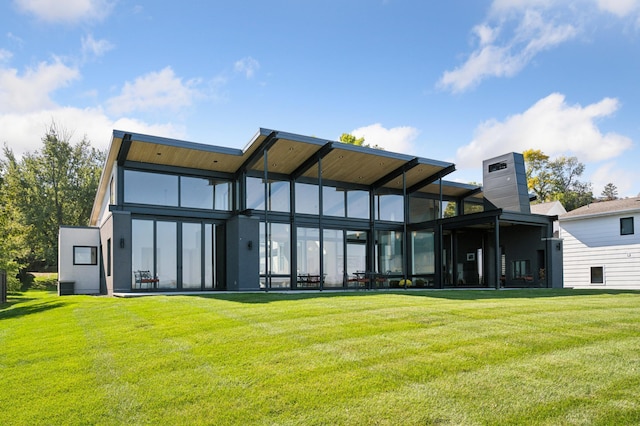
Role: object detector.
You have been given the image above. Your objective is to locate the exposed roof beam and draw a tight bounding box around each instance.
[406,164,456,194]
[371,158,420,189]
[116,133,132,166]
[237,131,278,175]
[290,142,334,180]
[459,186,483,200]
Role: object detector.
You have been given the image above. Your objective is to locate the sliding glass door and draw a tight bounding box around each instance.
[131,218,223,291]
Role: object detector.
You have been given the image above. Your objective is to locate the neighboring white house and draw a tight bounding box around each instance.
[559,197,640,289]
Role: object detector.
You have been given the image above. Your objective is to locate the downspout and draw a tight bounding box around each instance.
[495,215,501,289]
[318,156,324,290]
[264,147,269,290]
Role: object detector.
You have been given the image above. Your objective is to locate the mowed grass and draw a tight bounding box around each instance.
[1,289,640,425]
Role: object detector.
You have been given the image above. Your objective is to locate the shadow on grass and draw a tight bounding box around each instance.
[189,288,640,304]
[0,294,65,320]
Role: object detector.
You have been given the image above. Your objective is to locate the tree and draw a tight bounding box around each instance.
[0,122,105,271]
[339,133,384,150]
[339,133,365,146]
[601,183,618,201]
[523,149,593,211]
[523,149,554,202]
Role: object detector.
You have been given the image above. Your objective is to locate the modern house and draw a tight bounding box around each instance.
[58,129,562,295]
[559,197,640,289]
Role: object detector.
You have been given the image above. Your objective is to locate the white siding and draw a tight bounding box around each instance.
[560,213,640,289]
[58,226,101,294]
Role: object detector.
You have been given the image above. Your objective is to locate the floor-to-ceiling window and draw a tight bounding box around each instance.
[411,230,435,287]
[323,229,344,288]
[376,230,404,286]
[132,219,154,289]
[156,221,177,289]
[296,227,320,287]
[131,218,222,291]
[182,222,202,289]
[346,230,367,287]
[260,222,291,288]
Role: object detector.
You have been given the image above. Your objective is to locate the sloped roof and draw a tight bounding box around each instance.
[560,197,640,220]
[90,128,483,225]
[530,200,567,216]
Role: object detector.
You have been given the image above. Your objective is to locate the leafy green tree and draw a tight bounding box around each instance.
[523,149,554,202]
[601,183,618,201]
[0,123,104,271]
[339,133,384,150]
[523,149,593,211]
[339,133,366,146]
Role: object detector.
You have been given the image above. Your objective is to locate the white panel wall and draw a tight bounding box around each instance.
[560,213,640,289]
[58,226,101,294]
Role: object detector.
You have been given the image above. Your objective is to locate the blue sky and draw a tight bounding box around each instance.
[1,0,639,197]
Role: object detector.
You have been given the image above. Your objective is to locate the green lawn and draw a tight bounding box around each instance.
[1,289,639,425]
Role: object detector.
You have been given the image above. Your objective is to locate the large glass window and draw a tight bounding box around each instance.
[347,190,369,219]
[377,230,404,274]
[156,221,177,289]
[297,227,320,276]
[323,186,345,217]
[213,181,231,211]
[247,177,290,212]
[323,229,344,287]
[204,224,214,289]
[295,182,319,215]
[409,197,439,223]
[411,231,435,274]
[132,219,154,288]
[182,222,202,289]
[124,170,178,206]
[346,230,367,284]
[376,194,404,222]
[260,222,291,288]
[181,176,214,209]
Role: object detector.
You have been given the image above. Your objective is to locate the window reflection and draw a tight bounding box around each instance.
[247,177,290,212]
[323,186,345,217]
[347,190,369,219]
[125,170,178,206]
[376,194,403,222]
[377,230,404,274]
[181,176,213,209]
[295,182,319,215]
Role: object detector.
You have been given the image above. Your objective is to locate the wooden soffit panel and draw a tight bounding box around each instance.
[247,138,325,175]
[126,141,244,173]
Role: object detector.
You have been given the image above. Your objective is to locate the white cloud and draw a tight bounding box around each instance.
[456,93,633,168]
[0,59,79,113]
[439,9,577,93]
[234,57,260,79]
[106,67,202,115]
[439,0,640,93]
[590,161,640,197]
[0,107,186,157]
[349,123,419,154]
[596,0,640,17]
[14,0,114,23]
[81,34,114,59]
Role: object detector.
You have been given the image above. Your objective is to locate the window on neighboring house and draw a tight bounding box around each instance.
[620,217,634,235]
[590,266,604,284]
[74,246,97,265]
